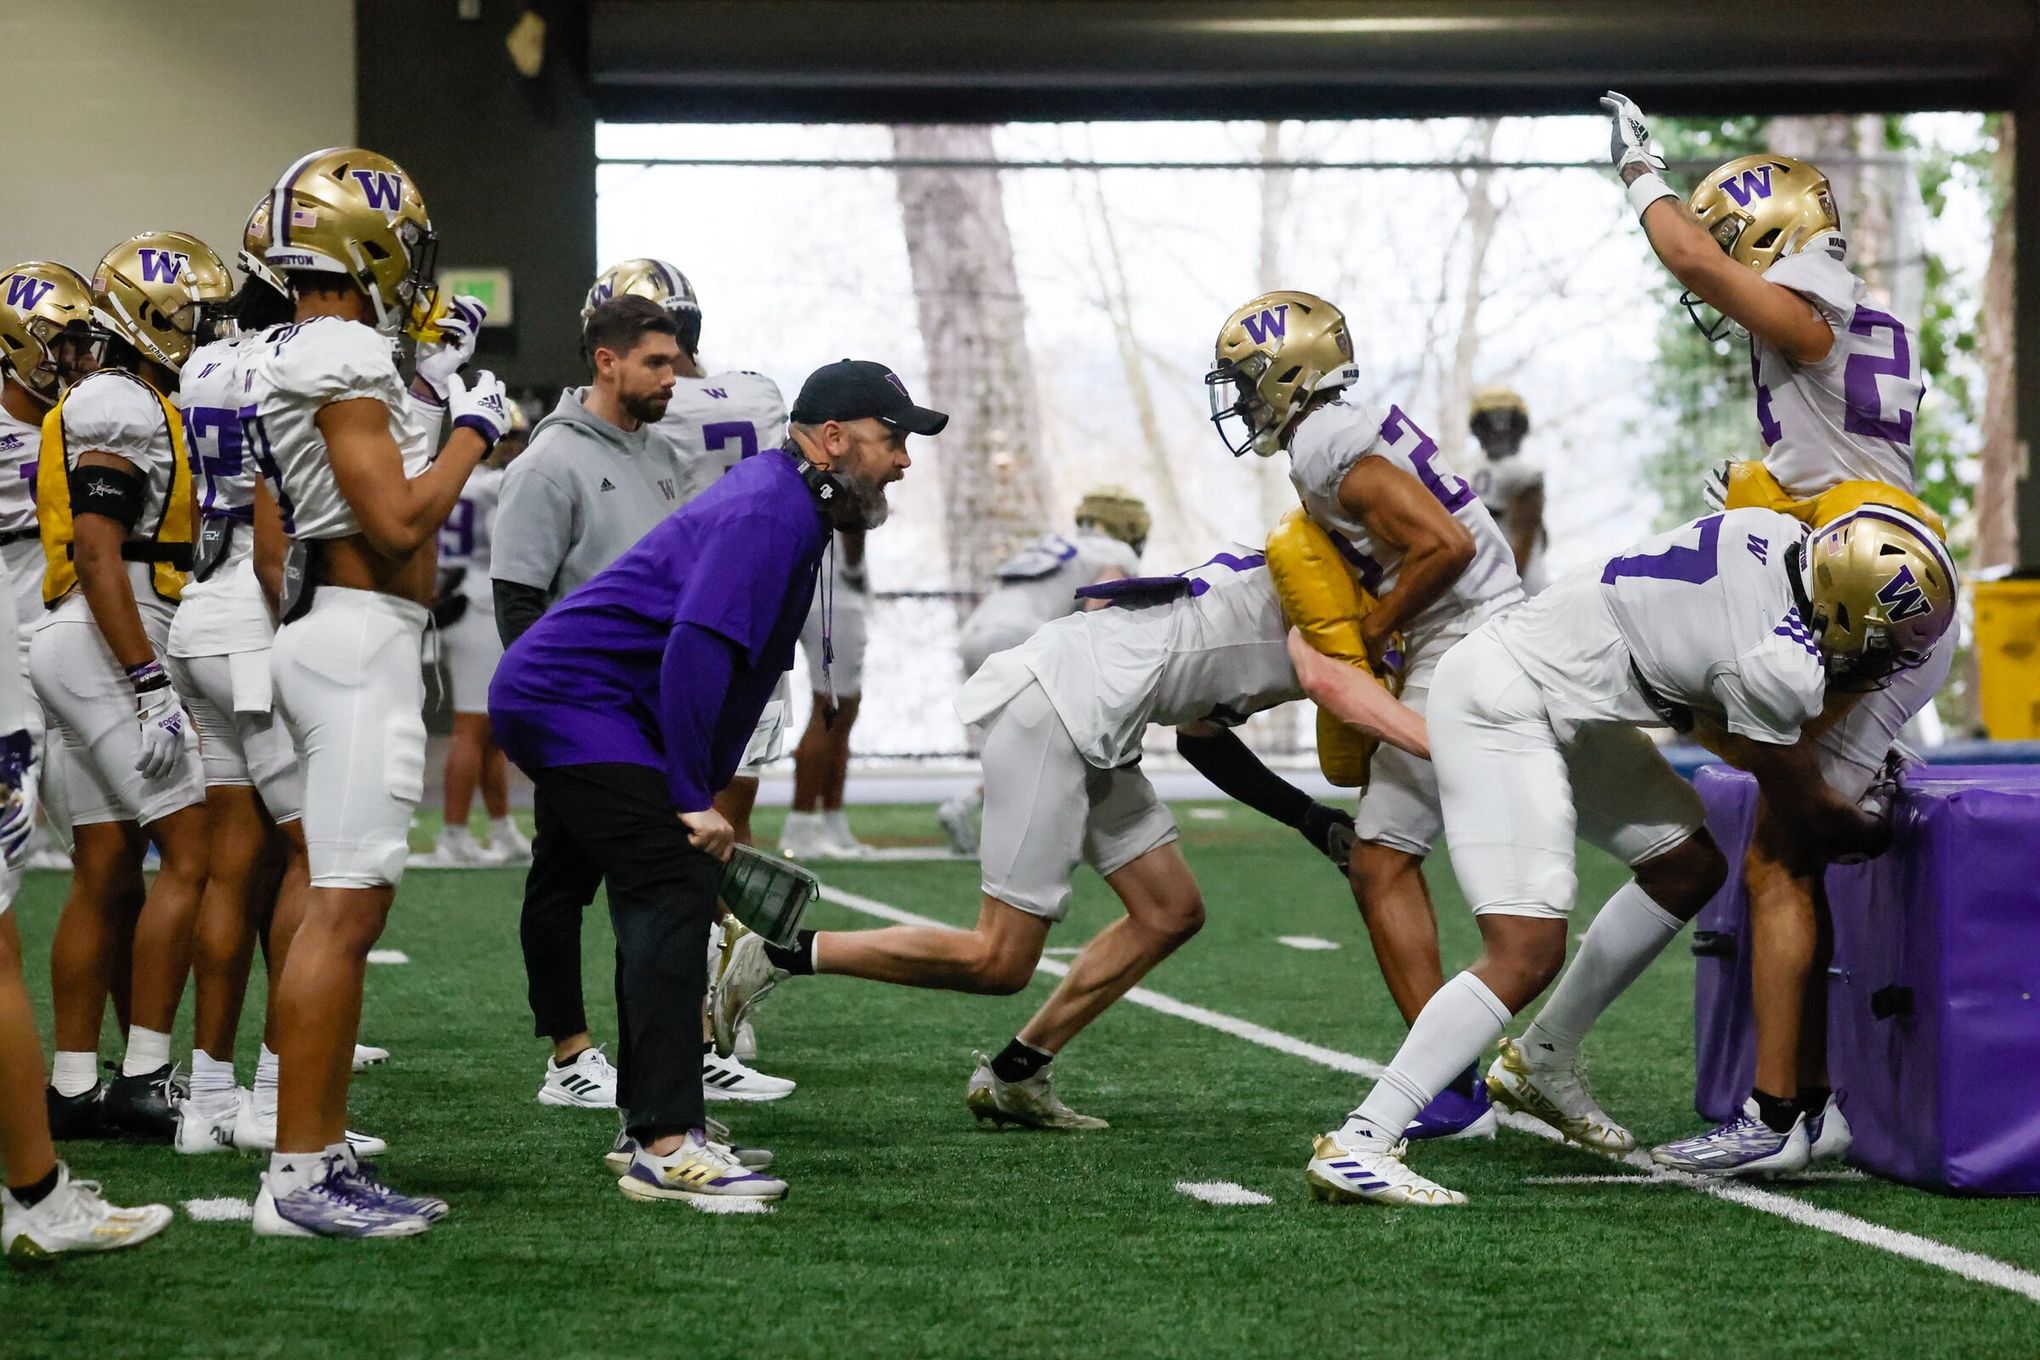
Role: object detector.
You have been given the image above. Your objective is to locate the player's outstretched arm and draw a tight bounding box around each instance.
[1335,459,1474,664]
[1707,726,1890,861]
[1600,91,1832,364]
[319,384,494,557]
[1177,722,1355,868]
[1286,628,1429,760]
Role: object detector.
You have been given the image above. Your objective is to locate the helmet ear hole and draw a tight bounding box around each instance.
[1275,365,1300,385]
[1835,603,1851,631]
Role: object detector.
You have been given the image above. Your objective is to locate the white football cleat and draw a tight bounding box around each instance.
[537,1047,618,1109]
[1651,1099,1812,1178]
[702,1051,795,1102]
[607,1118,775,1174]
[2,1164,172,1265]
[709,926,786,1057]
[1485,1035,1637,1154]
[1305,1124,1467,1207]
[965,1051,1107,1130]
[936,791,981,856]
[352,1043,390,1071]
[819,809,871,858]
[1807,1094,1852,1164]
[408,828,507,869]
[616,1130,786,1206]
[231,1095,388,1158]
[776,810,828,861]
[733,1019,759,1062]
[488,816,533,863]
[173,1089,242,1156]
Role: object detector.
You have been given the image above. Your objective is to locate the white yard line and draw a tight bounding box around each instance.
[1176,1180,1273,1206]
[1275,935,1342,951]
[366,949,410,965]
[183,1197,253,1222]
[817,885,2040,1305]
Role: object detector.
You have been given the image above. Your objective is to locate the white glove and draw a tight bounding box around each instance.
[127,661,189,781]
[1600,90,1667,176]
[1702,459,1733,511]
[447,369,510,447]
[413,294,487,400]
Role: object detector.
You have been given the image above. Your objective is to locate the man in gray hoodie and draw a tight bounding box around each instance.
[492,296,688,1110]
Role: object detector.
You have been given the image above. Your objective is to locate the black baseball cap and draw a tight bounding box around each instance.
[790,359,949,436]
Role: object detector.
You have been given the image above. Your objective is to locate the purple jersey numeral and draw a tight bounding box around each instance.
[20,460,37,505]
[182,405,243,516]
[1383,406,1474,514]
[439,498,477,561]
[238,406,296,535]
[1841,306,1917,445]
[702,420,759,465]
[1602,513,1723,586]
[1749,346,1783,446]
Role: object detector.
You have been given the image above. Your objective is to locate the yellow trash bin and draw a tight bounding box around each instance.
[1973,578,2040,739]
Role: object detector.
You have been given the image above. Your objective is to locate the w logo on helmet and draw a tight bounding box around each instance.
[1876,563,1932,622]
[1719,166,1775,208]
[1241,305,1290,346]
[138,249,191,285]
[2,275,53,310]
[350,169,403,212]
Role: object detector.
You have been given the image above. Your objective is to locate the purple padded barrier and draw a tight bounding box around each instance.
[1689,764,2040,1195]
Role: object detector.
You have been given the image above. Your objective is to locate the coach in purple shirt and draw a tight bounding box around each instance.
[490,360,944,1204]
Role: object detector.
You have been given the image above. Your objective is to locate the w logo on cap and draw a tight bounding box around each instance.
[1719,165,1775,208]
[1876,563,1932,622]
[138,249,191,285]
[2,275,53,310]
[883,370,909,397]
[350,169,403,212]
[1242,305,1289,345]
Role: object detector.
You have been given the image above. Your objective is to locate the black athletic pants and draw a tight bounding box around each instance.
[523,762,719,1141]
[520,783,600,1042]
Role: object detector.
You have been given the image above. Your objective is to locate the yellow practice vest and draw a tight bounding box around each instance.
[38,373,195,609]
[1720,459,1947,541]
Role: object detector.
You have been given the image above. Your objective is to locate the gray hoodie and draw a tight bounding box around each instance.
[491,387,689,599]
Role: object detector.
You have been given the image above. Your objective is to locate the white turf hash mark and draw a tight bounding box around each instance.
[1176,1181,1273,1206]
[691,1198,774,1216]
[817,885,2040,1306]
[366,949,410,965]
[1275,935,1341,951]
[183,1197,254,1223]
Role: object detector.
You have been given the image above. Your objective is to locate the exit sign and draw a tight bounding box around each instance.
[437,268,513,325]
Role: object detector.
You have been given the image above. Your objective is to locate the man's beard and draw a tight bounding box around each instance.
[620,388,670,424]
[842,468,892,529]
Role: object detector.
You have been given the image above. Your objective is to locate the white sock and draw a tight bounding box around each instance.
[191,1050,238,1106]
[1521,881,1685,1065]
[441,824,474,847]
[491,815,521,840]
[1352,972,1513,1139]
[823,808,852,836]
[255,1044,281,1116]
[267,1150,325,1197]
[121,1026,172,1078]
[51,1051,98,1098]
[783,810,821,839]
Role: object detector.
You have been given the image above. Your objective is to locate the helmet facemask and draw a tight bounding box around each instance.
[1205,353,1280,458]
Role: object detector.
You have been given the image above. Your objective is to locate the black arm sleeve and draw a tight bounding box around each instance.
[1176,726,1314,829]
[493,579,550,648]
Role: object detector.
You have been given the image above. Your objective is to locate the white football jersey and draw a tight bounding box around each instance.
[439,463,502,600]
[0,400,40,537]
[242,316,413,541]
[169,334,279,659]
[658,371,789,500]
[957,547,1300,769]
[1753,233,1922,498]
[1286,397,1522,645]
[1461,446,1547,592]
[43,369,183,629]
[1491,508,1825,746]
[961,529,1141,648]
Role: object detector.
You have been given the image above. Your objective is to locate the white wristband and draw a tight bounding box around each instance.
[1626,172,1678,221]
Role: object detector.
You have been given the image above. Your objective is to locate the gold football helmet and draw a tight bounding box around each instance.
[239,193,287,297]
[264,147,437,337]
[91,232,235,374]
[1684,154,1841,342]
[583,258,702,351]
[1804,506,1955,685]
[1206,290,1358,458]
[0,261,95,403]
[1074,484,1151,555]
[1469,387,1529,445]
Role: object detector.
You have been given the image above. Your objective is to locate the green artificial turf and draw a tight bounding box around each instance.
[5,803,2037,1359]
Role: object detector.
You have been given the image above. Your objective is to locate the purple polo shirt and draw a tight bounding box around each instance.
[490,449,827,810]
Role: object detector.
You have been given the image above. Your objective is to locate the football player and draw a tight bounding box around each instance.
[0,509,170,1261]
[0,261,97,871]
[1550,94,1954,1174]
[32,233,228,1143]
[415,375,528,869]
[935,484,1149,854]
[710,546,1424,1126]
[1306,505,1954,1205]
[1205,290,1525,1138]
[168,198,420,1157]
[1462,389,1547,593]
[244,147,509,1237]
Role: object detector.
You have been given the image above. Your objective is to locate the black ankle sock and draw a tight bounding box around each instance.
[9,1164,59,1209]
[1796,1085,1832,1117]
[763,930,816,975]
[1448,1063,1479,1099]
[1752,1088,1799,1134]
[990,1038,1054,1084]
